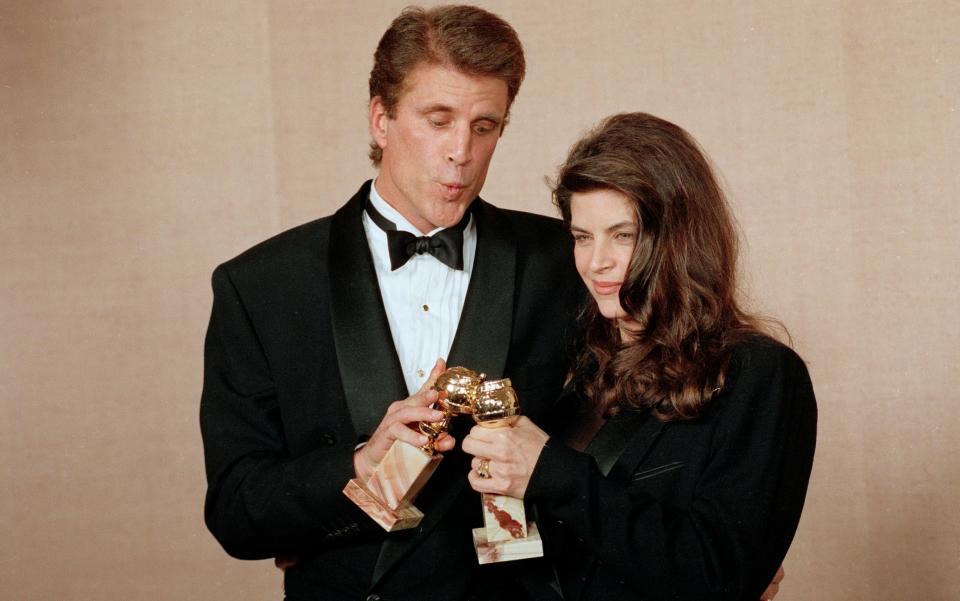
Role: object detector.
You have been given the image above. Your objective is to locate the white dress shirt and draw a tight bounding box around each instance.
[362,181,477,396]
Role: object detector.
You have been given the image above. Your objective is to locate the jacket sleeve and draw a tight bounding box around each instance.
[525,343,817,600]
[199,264,377,560]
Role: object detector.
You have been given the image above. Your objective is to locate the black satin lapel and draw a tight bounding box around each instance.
[446,199,516,377]
[328,182,407,437]
[585,410,665,478]
[610,414,668,482]
[370,524,411,588]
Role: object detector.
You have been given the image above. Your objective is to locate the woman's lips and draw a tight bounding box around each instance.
[592,281,621,295]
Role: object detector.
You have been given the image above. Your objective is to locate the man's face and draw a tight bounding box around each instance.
[370,63,509,233]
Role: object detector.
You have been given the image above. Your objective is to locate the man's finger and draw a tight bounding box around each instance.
[390,404,444,426]
[760,582,778,601]
[417,358,447,395]
[388,422,430,447]
[386,390,436,414]
[433,432,457,450]
[399,388,439,410]
[434,434,456,453]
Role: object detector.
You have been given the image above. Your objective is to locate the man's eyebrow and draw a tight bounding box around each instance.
[474,113,503,125]
[418,105,503,125]
[419,104,454,115]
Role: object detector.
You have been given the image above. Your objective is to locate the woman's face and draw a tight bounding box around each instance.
[570,188,638,322]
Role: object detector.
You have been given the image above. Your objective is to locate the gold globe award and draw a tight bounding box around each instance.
[342,367,483,531]
[342,367,543,563]
[469,377,544,564]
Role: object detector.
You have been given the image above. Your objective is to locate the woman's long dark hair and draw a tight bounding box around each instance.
[554,113,774,421]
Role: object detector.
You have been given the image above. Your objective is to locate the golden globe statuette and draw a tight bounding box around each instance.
[470,378,545,564]
[342,367,483,531]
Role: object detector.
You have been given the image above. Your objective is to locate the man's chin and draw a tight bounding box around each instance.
[428,201,473,228]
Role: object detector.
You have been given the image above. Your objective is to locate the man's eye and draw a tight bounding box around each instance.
[572,234,590,244]
[474,123,495,134]
[429,119,449,128]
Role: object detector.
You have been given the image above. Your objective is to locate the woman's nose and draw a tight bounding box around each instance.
[590,241,615,273]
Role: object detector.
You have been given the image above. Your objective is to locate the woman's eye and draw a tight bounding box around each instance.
[615,232,636,242]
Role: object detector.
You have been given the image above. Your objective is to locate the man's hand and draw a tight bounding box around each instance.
[353,359,453,481]
[760,565,785,600]
[462,416,549,499]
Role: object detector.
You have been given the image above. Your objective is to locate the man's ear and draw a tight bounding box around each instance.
[369,96,389,150]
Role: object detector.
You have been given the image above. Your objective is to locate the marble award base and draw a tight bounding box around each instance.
[342,440,442,532]
[473,521,543,564]
[343,479,424,531]
[472,493,544,564]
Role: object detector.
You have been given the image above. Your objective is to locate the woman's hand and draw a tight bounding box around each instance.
[461,416,549,498]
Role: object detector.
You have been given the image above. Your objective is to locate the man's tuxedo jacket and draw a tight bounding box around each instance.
[200,182,581,601]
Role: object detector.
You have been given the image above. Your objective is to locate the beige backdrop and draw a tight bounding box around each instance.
[3,1,958,599]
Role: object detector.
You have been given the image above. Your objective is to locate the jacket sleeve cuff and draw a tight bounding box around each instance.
[525,436,593,508]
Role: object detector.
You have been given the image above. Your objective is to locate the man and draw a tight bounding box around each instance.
[200,6,580,600]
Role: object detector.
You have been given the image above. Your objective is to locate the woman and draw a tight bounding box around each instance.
[462,113,816,601]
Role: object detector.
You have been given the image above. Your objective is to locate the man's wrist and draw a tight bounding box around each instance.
[353,444,376,481]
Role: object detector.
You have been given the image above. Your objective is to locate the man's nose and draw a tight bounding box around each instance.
[446,125,473,165]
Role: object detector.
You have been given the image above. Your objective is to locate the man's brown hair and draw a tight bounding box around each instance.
[368,5,526,165]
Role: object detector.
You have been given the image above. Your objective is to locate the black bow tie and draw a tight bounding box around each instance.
[366,199,469,271]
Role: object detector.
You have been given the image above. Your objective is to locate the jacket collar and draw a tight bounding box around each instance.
[587,409,667,480]
[328,181,408,437]
[445,197,516,377]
